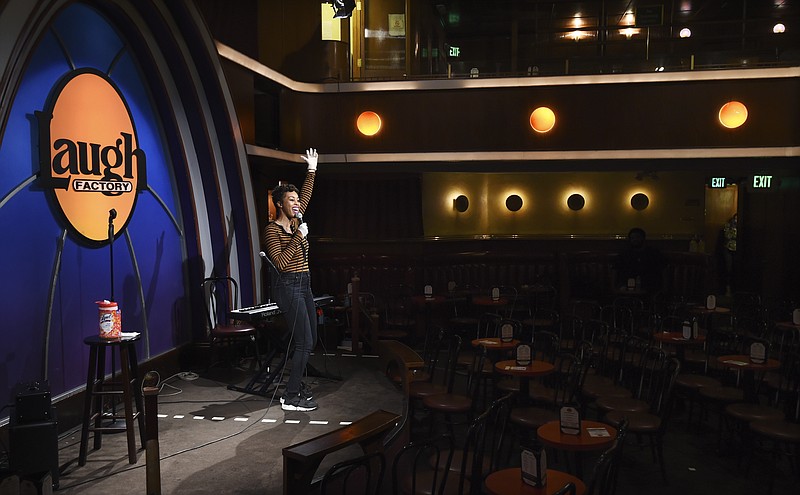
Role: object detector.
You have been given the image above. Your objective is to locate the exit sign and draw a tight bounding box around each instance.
[752,175,773,188]
[449,45,460,57]
[709,177,727,188]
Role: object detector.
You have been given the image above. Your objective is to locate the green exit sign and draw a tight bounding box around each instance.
[752,175,774,188]
[449,45,460,57]
[709,177,727,188]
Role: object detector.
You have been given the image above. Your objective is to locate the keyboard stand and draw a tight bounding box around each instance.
[227,322,289,398]
[226,296,340,397]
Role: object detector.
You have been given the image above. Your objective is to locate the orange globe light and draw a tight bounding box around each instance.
[529,107,556,133]
[357,111,382,136]
[718,101,748,129]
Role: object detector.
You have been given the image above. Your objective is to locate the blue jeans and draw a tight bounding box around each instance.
[273,271,317,396]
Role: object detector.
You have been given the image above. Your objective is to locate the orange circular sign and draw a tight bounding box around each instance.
[38,70,145,243]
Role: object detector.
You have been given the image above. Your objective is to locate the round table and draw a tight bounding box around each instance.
[537,419,617,452]
[652,331,706,361]
[410,295,446,333]
[473,337,521,351]
[484,468,586,495]
[473,295,510,308]
[495,359,556,404]
[717,354,781,401]
[537,419,617,478]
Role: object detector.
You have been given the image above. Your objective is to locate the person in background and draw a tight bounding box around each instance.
[264,148,319,412]
[615,227,665,295]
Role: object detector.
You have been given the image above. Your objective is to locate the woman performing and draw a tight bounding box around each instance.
[263,148,319,411]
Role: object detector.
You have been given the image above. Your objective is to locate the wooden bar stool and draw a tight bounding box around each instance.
[79,334,145,465]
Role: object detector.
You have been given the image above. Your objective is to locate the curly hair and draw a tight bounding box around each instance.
[271,183,299,207]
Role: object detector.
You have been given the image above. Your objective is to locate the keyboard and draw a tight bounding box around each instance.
[230,295,334,322]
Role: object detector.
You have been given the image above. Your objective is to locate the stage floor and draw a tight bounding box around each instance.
[55,351,402,494]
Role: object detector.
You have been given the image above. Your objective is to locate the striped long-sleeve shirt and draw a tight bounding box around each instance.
[263,171,315,273]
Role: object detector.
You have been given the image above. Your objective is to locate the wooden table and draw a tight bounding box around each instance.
[473,295,510,308]
[484,468,586,495]
[537,419,617,477]
[494,359,555,404]
[473,337,521,352]
[717,354,781,401]
[652,331,706,361]
[410,295,446,335]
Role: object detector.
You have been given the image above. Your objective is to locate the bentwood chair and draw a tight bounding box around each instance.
[202,276,259,369]
[605,359,681,484]
[319,451,386,495]
[392,433,454,495]
[585,419,629,495]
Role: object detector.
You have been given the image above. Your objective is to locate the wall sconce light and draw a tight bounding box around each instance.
[718,101,748,129]
[679,27,691,38]
[506,194,523,212]
[357,111,382,136]
[631,193,650,211]
[529,107,556,133]
[454,195,469,212]
[773,23,786,34]
[567,193,585,211]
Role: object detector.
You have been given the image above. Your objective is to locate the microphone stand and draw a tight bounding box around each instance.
[107,209,120,425]
[108,209,116,301]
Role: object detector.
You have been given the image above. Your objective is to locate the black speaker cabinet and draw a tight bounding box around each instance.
[9,419,59,488]
[14,381,52,424]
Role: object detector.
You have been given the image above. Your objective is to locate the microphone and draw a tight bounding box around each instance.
[109,209,117,222]
[296,211,304,224]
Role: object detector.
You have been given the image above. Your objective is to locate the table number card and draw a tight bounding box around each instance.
[682,320,692,340]
[516,343,532,366]
[559,406,581,435]
[491,287,500,301]
[500,322,514,343]
[424,285,433,299]
[749,341,767,364]
[793,308,800,325]
[520,440,547,488]
[706,294,716,310]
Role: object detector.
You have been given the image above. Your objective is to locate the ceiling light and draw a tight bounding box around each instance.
[773,23,786,34]
[679,28,692,38]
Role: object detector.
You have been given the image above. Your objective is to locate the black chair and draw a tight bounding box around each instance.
[319,451,386,495]
[392,433,454,495]
[595,343,669,417]
[438,395,512,495]
[585,418,629,495]
[201,276,259,369]
[509,352,588,436]
[605,358,682,483]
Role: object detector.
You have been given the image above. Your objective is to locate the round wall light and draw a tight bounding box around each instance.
[506,194,523,212]
[567,193,585,211]
[679,27,691,38]
[454,195,469,213]
[718,101,748,129]
[529,107,556,133]
[356,111,382,136]
[773,23,786,34]
[631,193,650,211]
